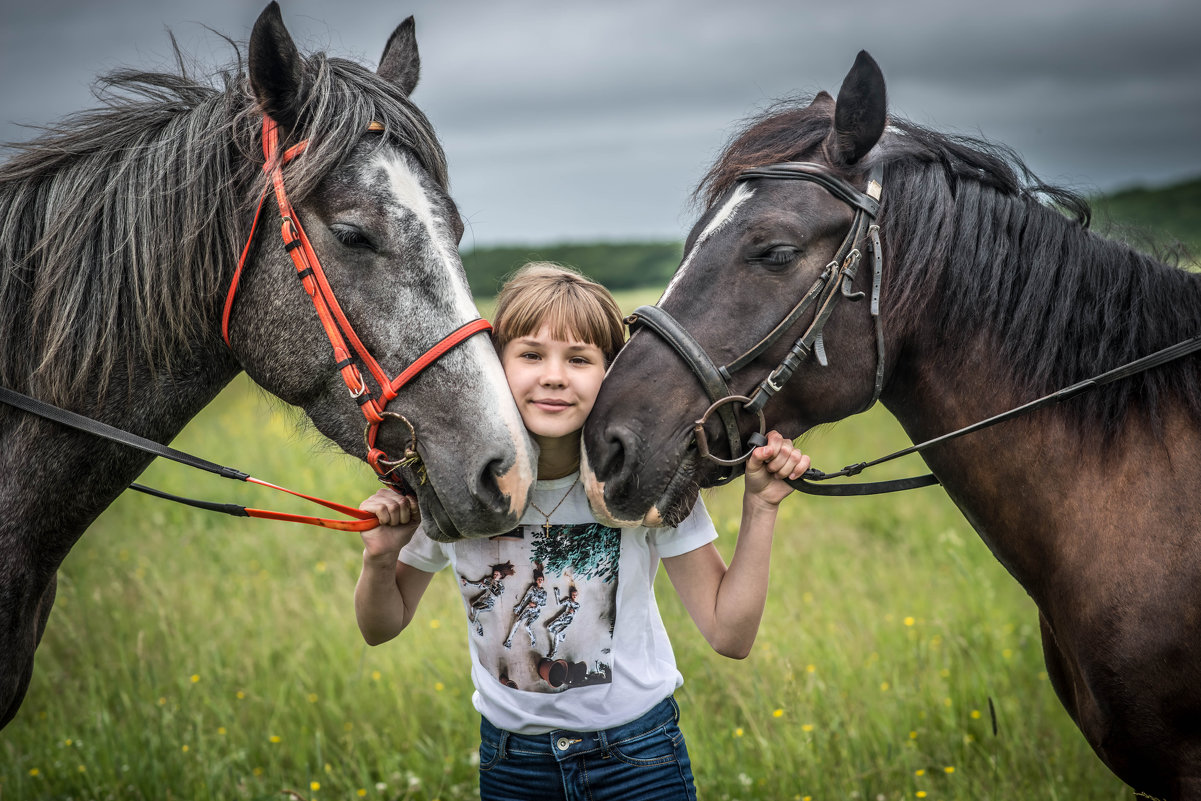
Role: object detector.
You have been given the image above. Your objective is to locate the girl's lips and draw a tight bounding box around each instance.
[531,399,572,412]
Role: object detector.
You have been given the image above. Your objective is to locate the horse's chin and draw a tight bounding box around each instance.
[647,453,704,528]
[586,448,704,529]
[414,485,467,543]
[412,478,523,543]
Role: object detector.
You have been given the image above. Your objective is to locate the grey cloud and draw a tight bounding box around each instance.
[2,0,1198,244]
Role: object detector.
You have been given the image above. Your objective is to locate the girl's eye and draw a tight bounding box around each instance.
[330,223,376,251]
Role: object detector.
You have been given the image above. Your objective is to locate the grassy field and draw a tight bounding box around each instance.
[0,287,1131,800]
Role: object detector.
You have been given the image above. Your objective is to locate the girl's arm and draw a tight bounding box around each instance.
[354,488,433,645]
[662,431,808,659]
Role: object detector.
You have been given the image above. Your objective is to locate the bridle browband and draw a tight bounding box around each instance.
[627,161,886,485]
[223,115,491,489]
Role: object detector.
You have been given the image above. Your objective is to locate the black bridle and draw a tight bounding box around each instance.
[627,161,886,487]
[628,159,1201,497]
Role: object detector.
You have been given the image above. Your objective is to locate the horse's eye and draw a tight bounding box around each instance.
[754,245,800,269]
[330,223,375,251]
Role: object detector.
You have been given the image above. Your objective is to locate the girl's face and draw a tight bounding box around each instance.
[501,323,607,445]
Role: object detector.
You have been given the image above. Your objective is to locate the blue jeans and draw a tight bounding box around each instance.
[478,696,697,801]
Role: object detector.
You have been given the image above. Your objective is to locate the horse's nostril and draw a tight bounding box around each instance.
[472,457,510,516]
[591,426,636,487]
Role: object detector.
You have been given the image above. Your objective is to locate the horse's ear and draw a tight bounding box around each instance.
[248,2,307,132]
[826,50,887,166]
[378,16,420,96]
[808,91,835,111]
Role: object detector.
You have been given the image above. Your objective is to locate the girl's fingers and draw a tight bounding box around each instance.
[754,431,809,481]
[359,488,417,527]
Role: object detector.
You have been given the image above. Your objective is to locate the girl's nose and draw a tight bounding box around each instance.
[540,359,566,386]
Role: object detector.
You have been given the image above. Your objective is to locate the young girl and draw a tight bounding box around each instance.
[354,263,809,801]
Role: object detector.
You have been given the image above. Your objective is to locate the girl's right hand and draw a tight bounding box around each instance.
[358,487,422,563]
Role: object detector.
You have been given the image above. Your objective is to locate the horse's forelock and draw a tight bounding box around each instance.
[277,55,449,203]
[695,99,836,211]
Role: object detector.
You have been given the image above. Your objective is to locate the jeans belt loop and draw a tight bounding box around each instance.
[598,727,611,758]
[498,730,509,760]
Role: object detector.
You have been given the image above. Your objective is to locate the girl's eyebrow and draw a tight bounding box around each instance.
[512,336,598,351]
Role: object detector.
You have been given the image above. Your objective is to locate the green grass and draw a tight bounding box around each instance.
[0,287,1130,800]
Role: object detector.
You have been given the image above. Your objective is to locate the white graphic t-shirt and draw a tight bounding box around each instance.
[399,472,717,734]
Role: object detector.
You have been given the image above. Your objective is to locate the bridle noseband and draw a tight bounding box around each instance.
[223,116,490,490]
[627,161,885,483]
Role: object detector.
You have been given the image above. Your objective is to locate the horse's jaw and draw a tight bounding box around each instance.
[582,444,702,529]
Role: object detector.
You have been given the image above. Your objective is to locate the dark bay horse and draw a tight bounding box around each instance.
[583,51,1201,799]
[0,4,535,729]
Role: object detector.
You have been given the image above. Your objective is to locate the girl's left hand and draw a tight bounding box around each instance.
[743,430,810,507]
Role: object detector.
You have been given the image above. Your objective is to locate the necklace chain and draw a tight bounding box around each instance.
[529,475,579,534]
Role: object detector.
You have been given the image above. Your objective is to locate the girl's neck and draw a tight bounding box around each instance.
[534,431,581,480]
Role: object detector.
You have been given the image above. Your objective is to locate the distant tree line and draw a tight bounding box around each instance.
[1090,176,1201,258]
[461,241,684,297]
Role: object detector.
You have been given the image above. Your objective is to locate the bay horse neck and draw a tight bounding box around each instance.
[874,153,1201,586]
[875,130,1201,443]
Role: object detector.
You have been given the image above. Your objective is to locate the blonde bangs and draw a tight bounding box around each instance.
[492,263,625,361]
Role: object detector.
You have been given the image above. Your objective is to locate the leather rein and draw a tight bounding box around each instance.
[628,160,1201,496]
[0,115,489,530]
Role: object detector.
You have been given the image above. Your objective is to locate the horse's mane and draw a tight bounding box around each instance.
[0,41,449,406]
[699,99,1201,438]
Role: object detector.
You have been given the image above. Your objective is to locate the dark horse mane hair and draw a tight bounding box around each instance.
[0,41,449,407]
[698,97,1201,440]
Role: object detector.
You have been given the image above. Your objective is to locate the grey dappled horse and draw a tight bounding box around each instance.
[0,4,535,729]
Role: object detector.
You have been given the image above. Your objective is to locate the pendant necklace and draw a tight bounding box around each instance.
[530,475,579,535]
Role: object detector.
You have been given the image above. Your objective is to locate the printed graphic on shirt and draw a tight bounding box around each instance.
[456,522,619,693]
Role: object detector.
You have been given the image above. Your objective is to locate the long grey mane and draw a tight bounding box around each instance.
[0,44,448,407]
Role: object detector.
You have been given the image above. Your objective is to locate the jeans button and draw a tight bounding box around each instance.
[556,737,570,751]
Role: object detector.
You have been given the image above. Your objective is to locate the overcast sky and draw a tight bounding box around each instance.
[2,0,1199,246]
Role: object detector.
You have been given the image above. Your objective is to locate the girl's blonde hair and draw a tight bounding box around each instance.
[491,263,625,362]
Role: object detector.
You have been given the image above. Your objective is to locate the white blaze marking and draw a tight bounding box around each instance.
[375,151,533,510]
[659,184,755,304]
[377,152,476,321]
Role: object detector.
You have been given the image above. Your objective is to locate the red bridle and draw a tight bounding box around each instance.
[222,115,491,487]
